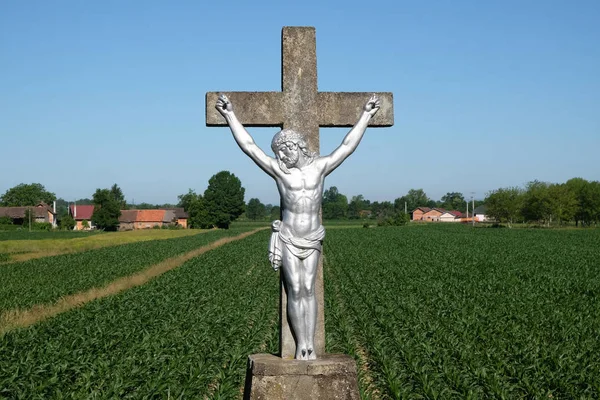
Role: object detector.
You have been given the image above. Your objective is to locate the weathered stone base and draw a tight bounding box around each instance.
[243,353,359,399]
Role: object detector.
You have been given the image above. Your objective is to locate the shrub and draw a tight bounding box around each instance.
[377,212,410,227]
[60,215,76,231]
[33,222,52,231]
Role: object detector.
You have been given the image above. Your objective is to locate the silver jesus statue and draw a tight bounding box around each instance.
[216,94,380,360]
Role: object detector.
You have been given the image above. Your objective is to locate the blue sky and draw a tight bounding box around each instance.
[1,0,598,205]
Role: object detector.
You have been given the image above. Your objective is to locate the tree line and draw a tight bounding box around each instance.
[243,187,485,225]
[0,171,246,231]
[242,178,600,228]
[485,178,600,227]
[3,176,599,230]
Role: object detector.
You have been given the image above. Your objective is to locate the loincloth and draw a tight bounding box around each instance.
[268,220,326,271]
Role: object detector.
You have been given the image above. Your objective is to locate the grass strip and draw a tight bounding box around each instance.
[0,230,104,242]
[0,229,204,262]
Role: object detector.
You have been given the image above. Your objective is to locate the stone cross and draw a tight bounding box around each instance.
[206,26,394,359]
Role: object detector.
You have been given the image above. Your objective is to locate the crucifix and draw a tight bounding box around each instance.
[206,26,394,359]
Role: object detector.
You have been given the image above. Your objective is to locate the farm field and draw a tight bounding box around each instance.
[0,224,599,398]
[0,230,279,398]
[0,228,206,263]
[0,228,256,317]
[325,225,600,398]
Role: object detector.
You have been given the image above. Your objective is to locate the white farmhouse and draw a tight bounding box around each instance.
[439,210,463,222]
[473,205,488,222]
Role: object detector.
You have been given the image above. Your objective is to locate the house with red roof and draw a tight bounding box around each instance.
[69,204,95,230]
[118,209,179,230]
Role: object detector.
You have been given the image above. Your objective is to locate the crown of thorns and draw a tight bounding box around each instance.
[271,129,308,153]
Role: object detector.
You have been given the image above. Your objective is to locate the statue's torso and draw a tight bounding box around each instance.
[276,161,324,238]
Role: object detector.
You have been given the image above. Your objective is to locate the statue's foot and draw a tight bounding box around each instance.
[296,348,308,360]
[307,348,316,360]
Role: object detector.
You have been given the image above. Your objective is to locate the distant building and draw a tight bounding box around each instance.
[119,209,184,230]
[412,207,431,221]
[422,208,445,222]
[0,202,57,227]
[160,208,189,229]
[440,210,463,222]
[118,210,138,231]
[69,205,95,230]
[473,205,488,222]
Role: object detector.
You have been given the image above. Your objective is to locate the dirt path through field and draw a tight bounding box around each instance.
[0,228,267,335]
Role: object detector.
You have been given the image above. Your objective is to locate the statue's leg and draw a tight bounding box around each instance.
[302,249,320,360]
[280,244,307,360]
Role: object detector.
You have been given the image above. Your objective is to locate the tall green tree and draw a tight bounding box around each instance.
[522,181,553,225]
[403,189,431,212]
[440,192,466,212]
[566,178,600,226]
[178,189,200,213]
[91,186,123,231]
[189,196,211,229]
[371,201,395,218]
[176,189,205,229]
[348,195,369,219]
[270,205,281,220]
[0,183,56,206]
[246,198,266,221]
[203,171,246,229]
[177,189,211,229]
[393,197,406,213]
[322,186,348,219]
[547,183,577,225]
[110,184,127,210]
[485,187,523,227]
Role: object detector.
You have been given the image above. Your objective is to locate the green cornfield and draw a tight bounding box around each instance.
[0,224,599,398]
[324,225,600,398]
[0,228,250,312]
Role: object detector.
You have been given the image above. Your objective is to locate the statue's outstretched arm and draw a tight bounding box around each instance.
[216,94,277,178]
[321,95,380,176]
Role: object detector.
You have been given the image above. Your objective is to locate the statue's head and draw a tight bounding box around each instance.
[271,129,316,173]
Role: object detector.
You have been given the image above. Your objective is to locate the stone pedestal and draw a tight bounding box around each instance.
[243,353,359,400]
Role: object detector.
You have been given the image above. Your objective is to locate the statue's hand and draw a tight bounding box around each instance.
[364,94,380,117]
[216,94,233,117]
